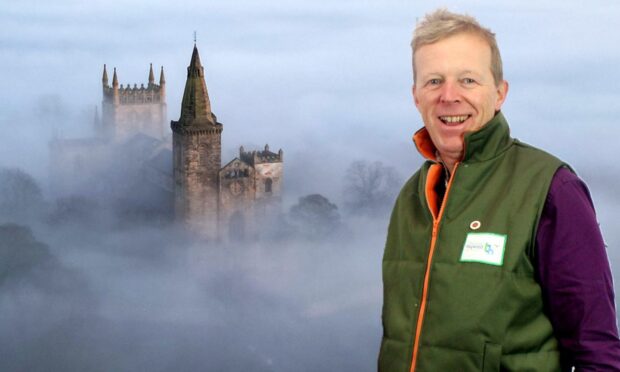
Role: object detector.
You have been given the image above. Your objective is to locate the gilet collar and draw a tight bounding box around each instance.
[413,111,513,164]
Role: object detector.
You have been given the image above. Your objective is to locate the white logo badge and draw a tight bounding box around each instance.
[460,233,506,266]
[469,220,481,230]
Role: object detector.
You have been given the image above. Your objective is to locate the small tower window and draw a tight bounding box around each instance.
[265,178,273,193]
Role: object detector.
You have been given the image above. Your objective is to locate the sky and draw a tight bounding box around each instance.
[2,0,620,196]
[1,1,620,370]
[2,0,619,248]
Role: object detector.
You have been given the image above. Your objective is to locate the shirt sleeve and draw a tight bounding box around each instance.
[536,167,620,371]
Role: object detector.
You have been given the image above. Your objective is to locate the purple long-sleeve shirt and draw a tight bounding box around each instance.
[537,167,620,370]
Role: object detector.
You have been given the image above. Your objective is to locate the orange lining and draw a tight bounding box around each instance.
[424,165,442,218]
[413,128,438,161]
[409,162,459,372]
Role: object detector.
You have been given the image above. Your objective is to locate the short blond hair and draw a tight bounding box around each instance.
[412,9,503,86]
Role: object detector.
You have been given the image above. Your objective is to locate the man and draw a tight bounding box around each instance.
[378,9,620,371]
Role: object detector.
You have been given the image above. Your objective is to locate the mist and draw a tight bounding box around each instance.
[1,1,620,371]
[0,162,389,371]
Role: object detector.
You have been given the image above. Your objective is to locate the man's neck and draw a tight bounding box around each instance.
[437,151,460,175]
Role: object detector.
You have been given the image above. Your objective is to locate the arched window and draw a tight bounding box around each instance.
[265,178,273,193]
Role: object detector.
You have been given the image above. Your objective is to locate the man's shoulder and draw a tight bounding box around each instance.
[511,139,567,168]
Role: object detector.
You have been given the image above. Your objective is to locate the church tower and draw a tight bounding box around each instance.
[101,63,167,142]
[171,45,223,240]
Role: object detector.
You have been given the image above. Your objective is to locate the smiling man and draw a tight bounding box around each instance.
[378,9,620,372]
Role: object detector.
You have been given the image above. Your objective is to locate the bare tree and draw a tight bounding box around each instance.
[343,160,401,216]
[289,194,341,239]
[0,224,53,287]
[0,168,45,223]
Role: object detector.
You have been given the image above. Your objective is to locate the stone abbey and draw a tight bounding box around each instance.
[50,45,283,241]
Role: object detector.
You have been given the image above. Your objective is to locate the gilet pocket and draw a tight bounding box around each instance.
[482,342,502,372]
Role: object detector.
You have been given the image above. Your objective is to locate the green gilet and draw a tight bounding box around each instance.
[379,112,566,372]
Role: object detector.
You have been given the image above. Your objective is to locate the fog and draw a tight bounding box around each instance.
[1,1,620,371]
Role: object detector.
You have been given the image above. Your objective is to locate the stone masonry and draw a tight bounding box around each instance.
[171,45,283,242]
[101,63,167,142]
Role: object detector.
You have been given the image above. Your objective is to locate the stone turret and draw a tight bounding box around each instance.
[148,63,155,87]
[112,67,119,105]
[159,66,166,101]
[102,64,109,89]
[171,45,223,240]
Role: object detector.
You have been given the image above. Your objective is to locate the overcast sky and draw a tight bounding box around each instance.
[2,0,618,225]
[1,1,620,370]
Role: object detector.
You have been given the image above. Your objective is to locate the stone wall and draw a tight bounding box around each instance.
[173,131,221,240]
[218,159,257,241]
[102,99,166,142]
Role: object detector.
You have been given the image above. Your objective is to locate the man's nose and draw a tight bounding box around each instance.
[439,81,461,103]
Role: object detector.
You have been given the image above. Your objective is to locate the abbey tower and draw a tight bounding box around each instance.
[50,44,282,242]
[171,45,283,242]
[171,45,223,240]
[101,63,167,141]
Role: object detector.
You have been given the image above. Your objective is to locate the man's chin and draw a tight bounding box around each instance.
[435,143,464,158]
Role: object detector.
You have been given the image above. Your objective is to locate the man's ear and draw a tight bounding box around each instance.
[495,80,509,111]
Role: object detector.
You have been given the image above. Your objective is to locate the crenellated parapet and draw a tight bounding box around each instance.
[102,63,166,106]
[239,144,283,166]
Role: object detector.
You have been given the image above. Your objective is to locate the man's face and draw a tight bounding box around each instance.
[413,32,508,159]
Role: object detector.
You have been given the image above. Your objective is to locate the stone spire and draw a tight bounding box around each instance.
[148,63,155,86]
[112,67,119,87]
[159,66,166,85]
[112,67,119,105]
[102,64,109,87]
[171,44,222,241]
[159,66,166,101]
[172,45,218,131]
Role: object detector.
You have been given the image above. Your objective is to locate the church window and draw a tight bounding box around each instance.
[265,178,273,193]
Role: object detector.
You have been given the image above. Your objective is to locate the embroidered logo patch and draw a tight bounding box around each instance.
[460,233,506,266]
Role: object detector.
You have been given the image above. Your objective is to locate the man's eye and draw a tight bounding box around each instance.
[428,78,442,85]
[462,78,476,84]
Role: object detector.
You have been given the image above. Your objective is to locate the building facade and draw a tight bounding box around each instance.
[101,63,167,142]
[50,45,283,242]
[172,45,283,241]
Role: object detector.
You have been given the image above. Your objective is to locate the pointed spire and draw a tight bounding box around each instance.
[188,45,203,78]
[172,45,217,130]
[148,63,155,86]
[102,64,109,86]
[112,67,119,105]
[112,67,118,87]
[159,66,166,102]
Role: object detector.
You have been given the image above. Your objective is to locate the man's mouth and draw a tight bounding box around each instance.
[438,115,471,125]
